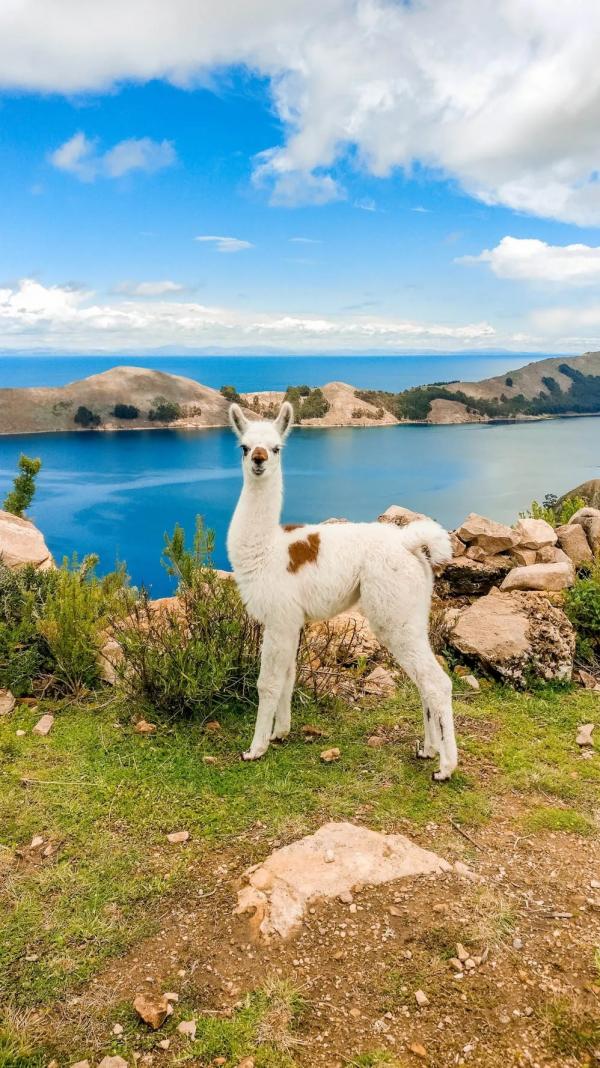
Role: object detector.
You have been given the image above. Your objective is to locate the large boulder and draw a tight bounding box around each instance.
[447,587,575,685]
[556,523,593,567]
[500,562,574,592]
[0,510,53,570]
[512,517,557,550]
[568,507,600,554]
[456,513,517,554]
[436,555,512,597]
[558,479,600,510]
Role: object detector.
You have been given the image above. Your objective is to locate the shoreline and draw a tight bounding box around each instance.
[1,408,599,439]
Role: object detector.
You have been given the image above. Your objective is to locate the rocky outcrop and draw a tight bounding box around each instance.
[558,478,600,510]
[556,523,594,567]
[436,555,512,597]
[378,505,428,526]
[500,561,575,593]
[0,510,54,570]
[447,587,576,686]
[456,513,518,554]
[568,506,600,554]
[512,518,557,550]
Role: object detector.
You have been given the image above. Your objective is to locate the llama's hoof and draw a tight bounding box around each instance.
[242,746,268,761]
[270,730,290,743]
[415,739,434,760]
[431,769,452,783]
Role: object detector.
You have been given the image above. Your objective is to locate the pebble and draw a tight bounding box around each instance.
[320,747,341,763]
[112,1024,124,1036]
[409,1043,427,1059]
[32,714,54,736]
[133,993,169,1030]
[176,1020,197,1039]
[16,729,25,737]
[202,755,218,765]
[29,836,44,850]
[367,735,385,748]
[166,831,190,844]
[134,719,156,734]
[98,1059,128,1068]
[415,989,430,1007]
[324,849,335,863]
[512,936,523,950]
[456,943,469,962]
[157,1040,170,1050]
[463,675,480,691]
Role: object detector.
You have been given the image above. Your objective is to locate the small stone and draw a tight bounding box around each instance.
[349,1007,361,1018]
[176,1020,196,1039]
[16,729,25,736]
[214,1060,226,1066]
[157,1040,170,1050]
[449,958,463,971]
[409,1043,427,1059]
[367,735,385,748]
[113,1023,124,1035]
[163,992,179,1002]
[302,724,326,737]
[415,989,429,1007]
[463,675,480,691]
[320,747,341,763]
[389,906,403,917]
[512,937,523,950]
[236,1059,255,1068]
[205,720,221,732]
[202,755,218,765]
[32,714,54,736]
[456,943,469,962]
[0,689,16,716]
[166,831,190,844]
[29,835,44,850]
[464,958,476,970]
[25,954,39,962]
[576,723,595,747]
[98,1059,128,1068]
[324,849,335,863]
[134,719,157,734]
[71,1061,90,1068]
[42,844,54,857]
[339,891,353,904]
[133,993,169,1029]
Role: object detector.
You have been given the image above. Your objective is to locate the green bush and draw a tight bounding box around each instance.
[284,385,330,422]
[3,454,42,518]
[220,385,242,404]
[112,403,139,419]
[74,405,101,428]
[565,559,600,663]
[0,564,57,695]
[520,494,587,527]
[148,396,182,422]
[110,519,262,718]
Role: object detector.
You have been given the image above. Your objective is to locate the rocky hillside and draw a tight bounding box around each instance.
[0,366,231,434]
[356,350,600,424]
[241,381,397,427]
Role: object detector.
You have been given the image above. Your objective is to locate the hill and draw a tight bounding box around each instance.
[355,350,600,424]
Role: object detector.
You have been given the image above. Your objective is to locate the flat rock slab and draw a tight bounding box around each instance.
[235,821,451,939]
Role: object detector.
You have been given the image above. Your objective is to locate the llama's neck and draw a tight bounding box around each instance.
[227,470,283,574]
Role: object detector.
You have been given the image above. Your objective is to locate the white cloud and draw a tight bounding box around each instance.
[195,235,254,253]
[354,197,377,212]
[50,132,176,181]
[0,277,499,352]
[6,2,600,222]
[289,237,321,244]
[115,280,185,296]
[459,236,600,286]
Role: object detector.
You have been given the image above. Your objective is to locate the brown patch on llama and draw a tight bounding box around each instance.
[282,523,305,533]
[287,532,321,573]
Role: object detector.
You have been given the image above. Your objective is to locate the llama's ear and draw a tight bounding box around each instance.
[274,400,294,439]
[229,403,249,439]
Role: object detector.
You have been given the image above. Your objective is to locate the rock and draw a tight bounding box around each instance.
[235,821,451,939]
[456,943,469,961]
[500,562,574,592]
[447,587,575,685]
[320,748,341,763]
[513,517,557,550]
[134,719,156,734]
[556,523,594,567]
[163,992,179,1001]
[302,724,327,737]
[456,513,518,554]
[567,505,600,524]
[415,989,430,1007]
[568,508,600,553]
[409,1043,427,1059]
[378,505,428,527]
[449,532,466,557]
[0,690,16,716]
[584,517,600,554]
[309,607,381,664]
[32,714,54,736]
[166,831,190,844]
[176,1020,197,1040]
[98,1058,128,1068]
[465,545,488,562]
[112,1023,124,1036]
[0,509,54,570]
[202,755,218,765]
[133,993,169,1029]
[510,547,537,566]
[363,666,397,696]
[463,675,480,691]
[367,735,385,748]
[157,1040,170,1050]
[576,723,595,747]
[71,1061,90,1068]
[579,668,600,690]
[559,479,600,510]
[436,555,512,597]
[236,1059,255,1068]
[16,729,25,737]
[30,835,44,849]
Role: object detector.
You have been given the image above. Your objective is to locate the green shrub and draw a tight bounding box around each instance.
[112,403,139,419]
[3,454,42,518]
[220,385,242,404]
[0,564,57,695]
[565,559,600,663]
[110,519,262,718]
[74,405,101,428]
[284,385,330,422]
[148,396,182,422]
[520,494,587,527]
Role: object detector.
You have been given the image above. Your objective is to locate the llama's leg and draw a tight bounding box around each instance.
[271,654,297,741]
[397,637,457,781]
[243,629,298,761]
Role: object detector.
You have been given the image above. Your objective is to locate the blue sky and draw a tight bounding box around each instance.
[1,1,600,355]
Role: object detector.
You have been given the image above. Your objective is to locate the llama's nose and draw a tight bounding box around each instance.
[251,447,268,466]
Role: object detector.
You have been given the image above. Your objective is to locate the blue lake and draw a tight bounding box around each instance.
[0,418,598,596]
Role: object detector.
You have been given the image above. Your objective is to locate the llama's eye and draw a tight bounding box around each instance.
[272,446,280,455]
[241,445,250,456]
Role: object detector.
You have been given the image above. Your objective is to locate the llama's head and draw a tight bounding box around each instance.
[228,401,293,481]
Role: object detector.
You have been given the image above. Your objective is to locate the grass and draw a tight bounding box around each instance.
[0,679,598,1061]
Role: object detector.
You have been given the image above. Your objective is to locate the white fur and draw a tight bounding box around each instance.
[226,402,458,780]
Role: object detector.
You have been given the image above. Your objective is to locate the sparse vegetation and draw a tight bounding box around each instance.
[112,403,139,420]
[220,385,242,404]
[565,557,600,663]
[74,405,101,428]
[2,454,42,518]
[520,493,587,526]
[148,396,182,422]
[284,385,330,421]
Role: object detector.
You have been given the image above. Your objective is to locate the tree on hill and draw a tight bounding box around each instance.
[148,396,182,422]
[112,403,139,420]
[74,406,101,428]
[220,385,241,403]
[3,454,42,518]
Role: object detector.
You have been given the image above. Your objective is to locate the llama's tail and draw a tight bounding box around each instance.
[397,518,452,567]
